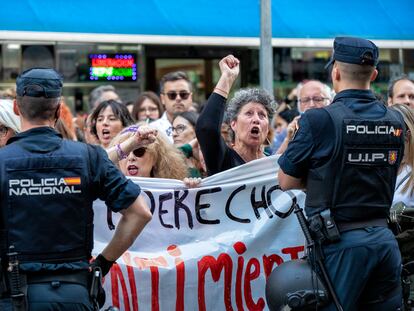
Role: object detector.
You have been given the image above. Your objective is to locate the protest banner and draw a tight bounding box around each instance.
[93,155,305,310]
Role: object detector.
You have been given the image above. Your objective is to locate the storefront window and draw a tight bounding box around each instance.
[1,43,21,81]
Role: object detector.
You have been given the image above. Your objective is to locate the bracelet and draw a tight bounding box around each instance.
[116,143,128,160]
[214,87,228,96]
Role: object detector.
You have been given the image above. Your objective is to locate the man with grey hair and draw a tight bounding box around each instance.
[88,84,121,111]
[297,80,333,113]
[196,55,275,176]
[387,75,414,108]
[151,71,193,143]
[276,80,333,154]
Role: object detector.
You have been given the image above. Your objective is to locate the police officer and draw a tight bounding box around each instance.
[0,68,153,310]
[278,37,405,310]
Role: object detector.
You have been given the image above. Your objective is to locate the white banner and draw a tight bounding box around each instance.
[93,155,305,311]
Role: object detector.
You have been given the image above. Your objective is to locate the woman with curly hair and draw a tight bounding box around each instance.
[196,55,275,176]
[108,123,187,180]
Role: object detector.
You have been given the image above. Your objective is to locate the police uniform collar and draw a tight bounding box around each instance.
[7,126,62,145]
[333,89,376,103]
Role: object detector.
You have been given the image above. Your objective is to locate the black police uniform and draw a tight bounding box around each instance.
[0,69,141,311]
[278,37,405,310]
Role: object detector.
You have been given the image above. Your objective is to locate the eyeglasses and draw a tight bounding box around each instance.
[298,96,329,105]
[132,147,147,158]
[171,124,187,134]
[0,126,9,138]
[164,91,191,100]
[139,107,159,113]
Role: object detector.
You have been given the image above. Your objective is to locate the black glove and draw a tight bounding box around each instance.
[91,254,115,277]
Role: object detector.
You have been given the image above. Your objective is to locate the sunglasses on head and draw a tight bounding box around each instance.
[132,147,147,158]
[165,91,190,100]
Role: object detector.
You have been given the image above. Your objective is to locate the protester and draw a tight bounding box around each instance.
[0,99,21,147]
[151,71,194,143]
[124,100,135,116]
[296,80,332,113]
[172,111,204,177]
[391,104,414,206]
[196,55,274,176]
[0,88,16,100]
[90,99,134,148]
[57,99,77,140]
[0,68,152,310]
[278,37,404,310]
[83,114,100,144]
[88,84,121,111]
[271,107,299,154]
[390,103,414,308]
[276,80,333,154]
[131,91,163,122]
[388,75,414,108]
[55,118,76,140]
[109,124,188,180]
[220,121,234,147]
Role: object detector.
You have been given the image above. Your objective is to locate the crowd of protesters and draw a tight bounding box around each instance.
[1,57,413,184]
[1,51,414,309]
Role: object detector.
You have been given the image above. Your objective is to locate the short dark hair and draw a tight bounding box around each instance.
[16,91,60,123]
[131,91,164,121]
[336,61,375,82]
[388,74,414,98]
[90,100,134,137]
[159,71,192,93]
[173,111,199,129]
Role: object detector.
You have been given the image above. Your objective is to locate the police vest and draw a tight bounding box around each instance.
[305,101,405,222]
[0,139,94,263]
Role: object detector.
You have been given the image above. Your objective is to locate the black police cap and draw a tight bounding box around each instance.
[325,36,379,69]
[16,68,63,98]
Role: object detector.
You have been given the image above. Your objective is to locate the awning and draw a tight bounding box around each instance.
[1,0,413,48]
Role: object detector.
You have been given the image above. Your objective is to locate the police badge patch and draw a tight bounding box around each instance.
[388,150,398,165]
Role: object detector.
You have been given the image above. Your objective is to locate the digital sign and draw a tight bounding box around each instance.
[89,54,137,81]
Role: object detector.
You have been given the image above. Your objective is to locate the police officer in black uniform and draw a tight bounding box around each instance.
[278,37,405,310]
[0,68,153,310]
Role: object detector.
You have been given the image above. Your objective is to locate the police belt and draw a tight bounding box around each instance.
[24,270,89,287]
[337,218,388,233]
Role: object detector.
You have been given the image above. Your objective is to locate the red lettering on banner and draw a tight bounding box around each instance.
[244,258,265,311]
[150,266,160,311]
[167,245,185,311]
[198,254,234,311]
[234,242,246,311]
[282,246,305,260]
[133,256,167,311]
[110,263,131,311]
[108,244,305,310]
[262,254,284,278]
[122,253,139,311]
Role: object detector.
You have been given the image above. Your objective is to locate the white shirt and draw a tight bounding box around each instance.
[392,165,414,207]
[150,112,173,143]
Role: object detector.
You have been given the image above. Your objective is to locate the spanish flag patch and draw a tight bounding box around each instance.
[64,177,81,185]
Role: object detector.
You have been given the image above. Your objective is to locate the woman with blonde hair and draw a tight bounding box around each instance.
[391,104,414,206]
[108,123,188,180]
